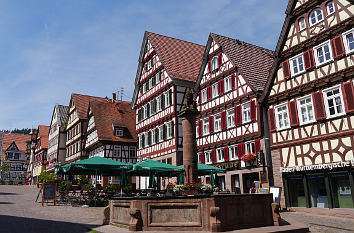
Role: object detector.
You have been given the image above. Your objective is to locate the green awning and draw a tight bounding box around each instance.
[127,159,182,177]
[178,163,226,176]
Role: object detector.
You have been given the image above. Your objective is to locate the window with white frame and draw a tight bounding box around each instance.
[159,126,164,142]
[314,40,333,66]
[157,96,162,111]
[156,71,161,83]
[224,76,231,92]
[229,146,237,160]
[205,151,212,164]
[226,108,235,128]
[142,83,146,94]
[196,121,199,137]
[299,17,306,31]
[242,102,251,123]
[275,103,290,130]
[151,129,156,144]
[165,91,171,107]
[296,95,315,125]
[145,132,149,147]
[144,105,148,119]
[114,128,123,137]
[343,29,354,54]
[211,56,218,71]
[214,114,221,132]
[149,78,153,90]
[245,141,255,154]
[326,1,335,15]
[201,89,207,103]
[290,54,305,76]
[167,121,174,138]
[309,8,323,26]
[203,118,209,135]
[212,83,218,98]
[323,85,345,118]
[216,148,224,162]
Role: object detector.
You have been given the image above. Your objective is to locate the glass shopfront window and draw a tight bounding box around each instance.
[330,173,353,208]
[308,175,328,208]
[288,176,306,207]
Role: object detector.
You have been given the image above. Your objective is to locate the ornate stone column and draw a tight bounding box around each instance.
[178,90,199,184]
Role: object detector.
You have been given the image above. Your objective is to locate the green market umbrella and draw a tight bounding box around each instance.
[178,163,226,187]
[127,160,182,177]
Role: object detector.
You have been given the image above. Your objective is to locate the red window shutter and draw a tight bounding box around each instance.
[200,152,205,164]
[208,60,211,73]
[303,49,315,70]
[231,74,236,89]
[209,116,214,133]
[211,149,216,163]
[218,53,222,66]
[312,92,326,120]
[268,108,276,132]
[255,139,261,155]
[235,105,242,126]
[198,120,203,137]
[250,100,256,121]
[221,111,227,130]
[207,86,212,100]
[331,35,345,58]
[224,146,229,161]
[288,101,299,127]
[342,82,354,113]
[282,60,290,79]
[218,79,224,95]
[237,143,245,159]
[198,91,201,104]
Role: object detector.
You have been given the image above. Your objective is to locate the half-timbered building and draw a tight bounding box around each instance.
[65,93,107,163]
[195,33,275,193]
[0,133,31,184]
[46,104,68,173]
[32,125,50,184]
[262,0,354,209]
[131,32,205,188]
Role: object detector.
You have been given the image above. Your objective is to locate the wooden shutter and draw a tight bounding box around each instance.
[250,100,256,121]
[208,60,211,73]
[155,128,159,142]
[221,111,227,130]
[235,105,242,126]
[161,93,165,109]
[268,108,276,132]
[211,149,216,163]
[342,82,354,113]
[237,143,245,159]
[169,89,173,106]
[198,120,203,137]
[209,116,214,133]
[198,91,201,104]
[255,139,261,155]
[163,124,167,140]
[207,86,212,100]
[312,92,326,120]
[231,73,236,89]
[218,79,224,95]
[218,53,222,66]
[303,49,315,70]
[170,121,175,138]
[331,35,345,58]
[282,60,290,79]
[224,146,229,161]
[200,152,205,164]
[288,101,299,127]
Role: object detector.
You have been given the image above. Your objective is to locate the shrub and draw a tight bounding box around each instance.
[78,176,89,186]
[8,180,14,185]
[0,179,4,184]
[104,184,115,192]
[58,181,68,191]
[38,172,56,183]
[17,181,23,185]
[86,183,95,191]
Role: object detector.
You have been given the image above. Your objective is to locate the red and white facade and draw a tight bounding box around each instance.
[132,32,204,188]
[263,0,354,209]
[196,33,275,194]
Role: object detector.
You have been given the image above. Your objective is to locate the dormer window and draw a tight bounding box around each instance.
[211,56,218,71]
[114,128,124,137]
[299,17,306,31]
[309,8,323,26]
[326,1,335,15]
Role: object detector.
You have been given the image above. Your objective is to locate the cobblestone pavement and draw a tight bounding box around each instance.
[0,185,104,233]
[281,211,354,233]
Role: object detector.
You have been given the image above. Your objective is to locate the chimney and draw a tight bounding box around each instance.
[112,93,116,102]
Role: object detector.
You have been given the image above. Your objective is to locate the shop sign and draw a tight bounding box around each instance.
[214,160,241,170]
[280,159,354,173]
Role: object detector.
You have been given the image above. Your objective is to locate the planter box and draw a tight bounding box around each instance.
[182,190,198,196]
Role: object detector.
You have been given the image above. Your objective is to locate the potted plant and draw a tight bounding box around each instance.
[85,183,95,199]
[104,184,115,197]
[199,181,213,195]
[241,152,257,166]
[78,175,89,190]
[0,179,4,185]
[17,180,23,185]
[123,184,133,196]
[71,179,80,190]
[8,180,14,185]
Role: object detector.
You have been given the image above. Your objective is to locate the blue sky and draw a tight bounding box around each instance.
[0,0,287,130]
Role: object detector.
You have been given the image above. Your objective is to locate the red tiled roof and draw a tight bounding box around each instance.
[211,33,275,91]
[90,100,137,143]
[1,133,31,160]
[37,125,50,149]
[71,93,108,120]
[147,32,205,83]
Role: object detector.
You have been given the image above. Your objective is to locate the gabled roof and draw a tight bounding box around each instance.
[132,31,205,107]
[1,133,31,160]
[50,105,69,128]
[89,100,137,143]
[70,93,108,120]
[210,33,275,92]
[37,125,50,149]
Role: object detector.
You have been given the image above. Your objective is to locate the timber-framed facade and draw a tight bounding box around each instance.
[262,0,354,209]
